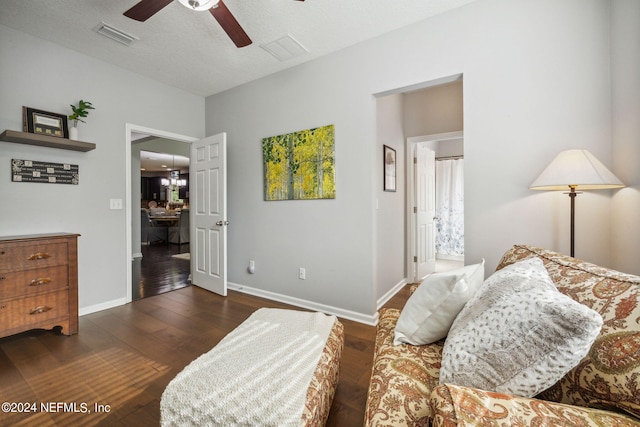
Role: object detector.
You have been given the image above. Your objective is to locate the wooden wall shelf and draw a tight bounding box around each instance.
[0,130,96,152]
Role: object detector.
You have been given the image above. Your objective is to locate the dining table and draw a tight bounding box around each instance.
[149,215,180,226]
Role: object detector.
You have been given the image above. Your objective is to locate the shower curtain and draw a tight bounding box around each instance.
[435,158,464,257]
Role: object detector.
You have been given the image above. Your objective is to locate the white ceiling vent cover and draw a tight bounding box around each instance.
[261,35,308,62]
[94,22,139,46]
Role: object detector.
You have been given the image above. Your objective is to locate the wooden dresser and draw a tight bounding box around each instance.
[0,233,79,338]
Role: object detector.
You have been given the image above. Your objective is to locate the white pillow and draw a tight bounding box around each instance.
[439,257,603,398]
[393,260,485,346]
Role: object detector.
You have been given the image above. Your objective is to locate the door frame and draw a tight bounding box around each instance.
[125,123,198,303]
[405,131,463,282]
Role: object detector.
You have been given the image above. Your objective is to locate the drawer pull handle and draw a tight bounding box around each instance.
[0,275,5,280]
[29,305,52,315]
[0,250,5,255]
[28,252,51,261]
[29,277,52,287]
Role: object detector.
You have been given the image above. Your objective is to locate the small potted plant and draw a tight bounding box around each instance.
[68,100,95,140]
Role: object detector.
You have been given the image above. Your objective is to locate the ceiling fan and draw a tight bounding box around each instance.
[124,0,303,48]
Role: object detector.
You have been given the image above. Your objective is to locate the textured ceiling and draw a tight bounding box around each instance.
[0,0,476,97]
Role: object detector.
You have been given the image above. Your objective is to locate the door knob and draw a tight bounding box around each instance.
[216,220,230,226]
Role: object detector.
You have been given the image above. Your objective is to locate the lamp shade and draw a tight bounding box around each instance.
[530,149,624,191]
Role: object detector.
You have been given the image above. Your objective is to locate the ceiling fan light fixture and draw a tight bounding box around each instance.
[177,0,220,11]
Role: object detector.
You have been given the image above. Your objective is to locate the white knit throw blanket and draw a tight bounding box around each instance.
[160,308,336,427]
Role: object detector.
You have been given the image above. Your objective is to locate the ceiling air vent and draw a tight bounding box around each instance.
[261,35,307,62]
[94,22,139,46]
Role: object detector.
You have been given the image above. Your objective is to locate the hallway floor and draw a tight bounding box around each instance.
[132,243,191,300]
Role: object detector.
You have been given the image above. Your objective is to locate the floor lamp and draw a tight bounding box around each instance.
[530,149,624,257]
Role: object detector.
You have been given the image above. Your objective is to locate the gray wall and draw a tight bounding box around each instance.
[1,0,635,322]
[205,0,630,321]
[0,24,204,313]
[403,81,464,138]
[376,94,406,303]
[611,0,640,275]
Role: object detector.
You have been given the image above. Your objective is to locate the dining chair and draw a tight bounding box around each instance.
[168,209,189,245]
[141,209,167,245]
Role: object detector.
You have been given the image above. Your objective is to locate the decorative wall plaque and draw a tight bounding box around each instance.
[11,159,79,184]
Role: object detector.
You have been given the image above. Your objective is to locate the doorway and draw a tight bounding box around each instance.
[135,147,191,300]
[406,131,464,282]
[374,74,463,304]
[125,124,197,304]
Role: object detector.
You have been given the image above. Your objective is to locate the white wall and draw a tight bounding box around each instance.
[0,24,204,312]
[376,94,405,303]
[206,0,617,320]
[611,0,640,275]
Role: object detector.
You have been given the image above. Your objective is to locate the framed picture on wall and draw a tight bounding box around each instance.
[383,145,396,192]
[262,124,336,201]
[22,106,69,139]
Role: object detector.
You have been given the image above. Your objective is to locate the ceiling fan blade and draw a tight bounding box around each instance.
[124,0,174,22]
[209,0,252,48]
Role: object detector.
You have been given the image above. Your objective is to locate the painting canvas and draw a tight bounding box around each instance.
[262,124,335,201]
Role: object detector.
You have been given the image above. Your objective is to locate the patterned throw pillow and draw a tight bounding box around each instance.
[393,261,484,346]
[440,257,603,397]
[497,245,640,417]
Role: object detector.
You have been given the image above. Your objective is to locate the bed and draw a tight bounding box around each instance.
[161,308,344,427]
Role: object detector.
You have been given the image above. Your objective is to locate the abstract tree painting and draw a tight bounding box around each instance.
[262,124,335,201]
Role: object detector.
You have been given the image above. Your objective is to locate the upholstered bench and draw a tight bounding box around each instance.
[161,308,344,427]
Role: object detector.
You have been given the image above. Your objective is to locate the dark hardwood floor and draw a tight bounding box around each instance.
[0,274,413,427]
[133,243,191,301]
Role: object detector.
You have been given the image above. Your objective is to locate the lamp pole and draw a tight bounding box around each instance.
[568,185,577,257]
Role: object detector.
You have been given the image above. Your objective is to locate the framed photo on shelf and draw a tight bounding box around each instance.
[22,106,69,139]
[383,145,396,192]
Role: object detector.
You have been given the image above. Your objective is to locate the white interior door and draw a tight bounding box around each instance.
[415,144,436,280]
[191,133,227,296]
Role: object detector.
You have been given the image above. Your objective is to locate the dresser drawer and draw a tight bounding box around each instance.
[0,266,68,299]
[0,242,68,272]
[0,233,78,338]
[0,290,69,331]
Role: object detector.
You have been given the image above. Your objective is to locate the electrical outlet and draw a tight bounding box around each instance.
[299,267,306,280]
[109,198,123,210]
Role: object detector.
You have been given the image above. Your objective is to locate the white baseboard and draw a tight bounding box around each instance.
[228,281,378,326]
[132,252,143,259]
[377,278,407,310]
[78,285,381,325]
[79,297,128,316]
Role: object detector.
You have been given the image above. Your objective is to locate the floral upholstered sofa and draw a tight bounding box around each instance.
[364,245,640,426]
